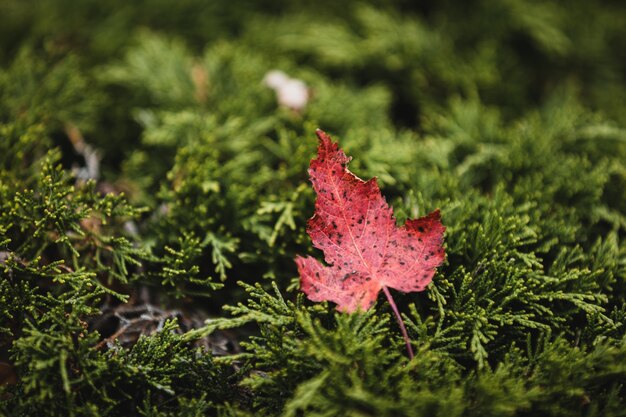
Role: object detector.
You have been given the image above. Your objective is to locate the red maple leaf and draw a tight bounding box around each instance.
[296,130,446,357]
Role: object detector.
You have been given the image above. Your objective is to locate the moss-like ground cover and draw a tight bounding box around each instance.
[1,1,625,415]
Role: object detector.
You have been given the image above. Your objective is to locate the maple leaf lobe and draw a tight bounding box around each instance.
[296,130,446,313]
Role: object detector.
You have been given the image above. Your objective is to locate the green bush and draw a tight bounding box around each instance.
[0,1,625,415]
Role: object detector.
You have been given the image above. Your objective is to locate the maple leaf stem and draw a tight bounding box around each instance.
[382,286,414,360]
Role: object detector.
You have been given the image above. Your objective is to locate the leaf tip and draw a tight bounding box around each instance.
[315,128,328,140]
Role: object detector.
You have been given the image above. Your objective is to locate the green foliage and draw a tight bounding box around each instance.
[1,0,625,415]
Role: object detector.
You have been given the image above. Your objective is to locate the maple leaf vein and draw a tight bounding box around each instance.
[329,168,371,274]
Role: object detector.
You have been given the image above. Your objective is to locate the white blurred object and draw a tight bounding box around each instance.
[263,70,289,89]
[65,123,101,181]
[263,70,310,111]
[276,79,309,111]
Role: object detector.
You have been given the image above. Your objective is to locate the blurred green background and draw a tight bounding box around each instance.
[1,1,625,415]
